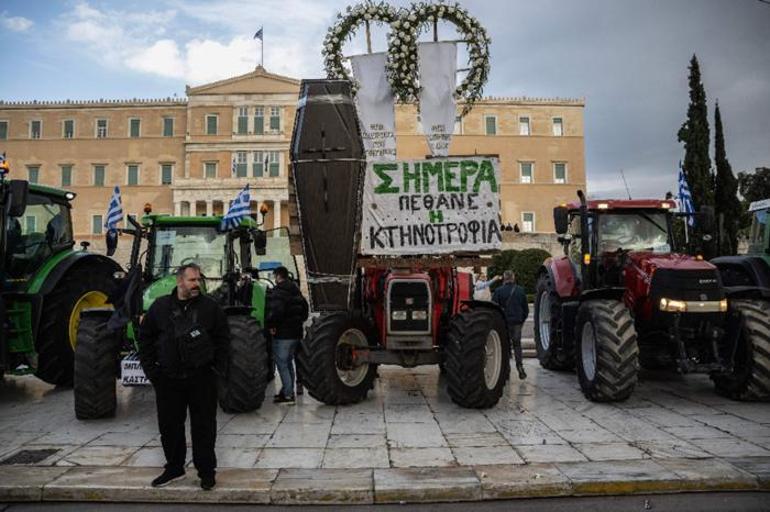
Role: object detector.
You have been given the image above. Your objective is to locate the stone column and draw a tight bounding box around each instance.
[174,202,181,216]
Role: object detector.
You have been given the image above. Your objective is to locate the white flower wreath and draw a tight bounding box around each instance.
[322,1,399,86]
[387,1,491,115]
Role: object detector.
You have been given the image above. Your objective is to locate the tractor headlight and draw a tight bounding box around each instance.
[391,310,407,321]
[659,298,687,312]
[719,299,728,312]
[411,310,428,321]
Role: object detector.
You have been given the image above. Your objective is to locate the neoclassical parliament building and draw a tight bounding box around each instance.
[0,66,585,254]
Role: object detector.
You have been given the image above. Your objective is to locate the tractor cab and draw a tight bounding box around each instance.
[747,199,770,259]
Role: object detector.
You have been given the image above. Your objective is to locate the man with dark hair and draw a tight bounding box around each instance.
[138,263,229,490]
[265,265,308,404]
[492,270,528,380]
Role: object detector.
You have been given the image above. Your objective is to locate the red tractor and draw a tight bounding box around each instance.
[534,191,770,402]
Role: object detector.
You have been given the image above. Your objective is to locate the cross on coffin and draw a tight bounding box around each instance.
[304,128,346,159]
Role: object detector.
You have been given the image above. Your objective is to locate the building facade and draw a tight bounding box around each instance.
[0,66,584,258]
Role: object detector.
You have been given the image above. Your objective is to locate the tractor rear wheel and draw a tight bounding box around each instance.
[218,315,268,413]
[713,300,770,401]
[534,272,573,370]
[36,264,115,386]
[74,315,121,419]
[297,312,377,405]
[444,308,511,408]
[575,299,639,402]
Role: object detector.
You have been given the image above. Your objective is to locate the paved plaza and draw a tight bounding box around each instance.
[1,326,770,503]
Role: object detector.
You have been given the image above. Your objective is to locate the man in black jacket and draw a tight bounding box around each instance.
[492,270,528,380]
[138,263,229,490]
[265,266,307,404]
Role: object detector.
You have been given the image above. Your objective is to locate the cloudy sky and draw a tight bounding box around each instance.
[1,0,768,198]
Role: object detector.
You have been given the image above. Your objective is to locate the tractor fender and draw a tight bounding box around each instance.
[712,255,770,289]
[580,287,625,302]
[36,252,122,296]
[539,256,580,299]
[723,286,770,301]
[461,299,510,340]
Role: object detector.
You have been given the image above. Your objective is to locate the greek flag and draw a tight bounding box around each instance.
[677,162,695,227]
[220,184,250,231]
[254,27,263,40]
[104,185,124,232]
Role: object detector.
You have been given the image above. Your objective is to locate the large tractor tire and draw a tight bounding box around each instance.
[575,299,639,402]
[36,264,115,386]
[713,300,770,401]
[534,272,573,370]
[444,308,511,409]
[297,312,378,405]
[218,315,268,413]
[73,315,121,420]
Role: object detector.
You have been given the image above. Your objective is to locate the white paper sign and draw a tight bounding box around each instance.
[121,357,150,386]
[350,52,397,161]
[360,156,502,255]
[156,230,176,245]
[418,42,458,157]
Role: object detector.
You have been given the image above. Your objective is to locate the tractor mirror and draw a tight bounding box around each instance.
[253,230,267,255]
[105,229,118,256]
[553,206,569,235]
[8,180,29,217]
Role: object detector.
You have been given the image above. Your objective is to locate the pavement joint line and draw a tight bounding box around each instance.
[1,456,767,504]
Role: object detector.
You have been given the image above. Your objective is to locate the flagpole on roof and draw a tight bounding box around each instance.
[254,27,264,68]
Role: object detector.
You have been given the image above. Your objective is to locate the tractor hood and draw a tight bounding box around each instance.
[626,252,717,276]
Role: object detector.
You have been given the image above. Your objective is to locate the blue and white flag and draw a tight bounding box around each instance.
[677,162,695,227]
[104,185,123,232]
[220,184,250,231]
[254,27,263,40]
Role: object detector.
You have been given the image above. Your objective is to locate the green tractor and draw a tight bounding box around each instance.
[0,159,119,385]
[712,199,770,288]
[73,210,295,419]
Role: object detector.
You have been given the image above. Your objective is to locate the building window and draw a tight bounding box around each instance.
[0,120,7,139]
[234,152,247,178]
[206,115,218,135]
[61,165,72,187]
[127,164,139,186]
[552,117,563,136]
[161,164,173,185]
[204,162,217,179]
[92,214,103,235]
[25,215,37,234]
[93,165,105,186]
[96,119,108,138]
[254,107,264,135]
[484,115,497,136]
[268,151,280,176]
[27,166,40,184]
[554,162,567,184]
[269,107,280,132]
[453,115,463,135]
[129,118,141,138]
[237,107,248,135]
[163,117,174,137]
[252,151,264,177]
[30,120,41,139]
[520,162,534,184]
[522,212,535,232]
[63,119,75,139]
[519,116,530,136]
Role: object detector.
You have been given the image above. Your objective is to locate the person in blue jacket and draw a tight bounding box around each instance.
[492,270,528,380]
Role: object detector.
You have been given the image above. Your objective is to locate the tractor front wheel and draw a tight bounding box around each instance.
[218,315,268,413]
[713,300,770,401]
[534,272,573,370]
[73,314,121,420]
[297,312,377,405]
[444,308,511,408]
[575,299,639,402]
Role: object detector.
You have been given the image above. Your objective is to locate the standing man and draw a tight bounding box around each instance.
[492,270,528,380]
[266,266,308,404]
[138,263,229,490]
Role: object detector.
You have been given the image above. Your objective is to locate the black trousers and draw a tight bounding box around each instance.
[153,368,217,477]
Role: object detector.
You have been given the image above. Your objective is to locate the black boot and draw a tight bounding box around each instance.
[517,364,527,380]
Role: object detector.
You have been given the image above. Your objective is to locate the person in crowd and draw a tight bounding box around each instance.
[492,270,528,380]
[473,273,500,301]
[138,263,229,490]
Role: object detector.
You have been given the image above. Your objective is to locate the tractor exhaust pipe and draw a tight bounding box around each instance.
[576,189,593,288]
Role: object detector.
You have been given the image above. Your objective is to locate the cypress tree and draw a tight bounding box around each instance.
[677,55,713,211]
[713,102,741,255]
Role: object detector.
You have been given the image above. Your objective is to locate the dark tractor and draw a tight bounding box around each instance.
[72,211,285,419]
[535,191,770,402]
[1,158,119,385]
[712,199,770,288]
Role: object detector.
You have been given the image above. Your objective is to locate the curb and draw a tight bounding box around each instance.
[1,456,768,504]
